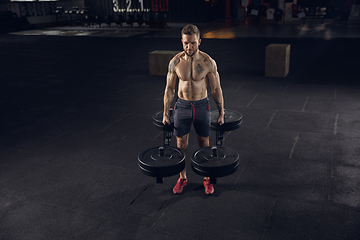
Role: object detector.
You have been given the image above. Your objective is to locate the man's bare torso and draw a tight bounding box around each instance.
[172,51,214,101]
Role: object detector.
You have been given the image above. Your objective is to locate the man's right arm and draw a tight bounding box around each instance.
[163,57,179,125]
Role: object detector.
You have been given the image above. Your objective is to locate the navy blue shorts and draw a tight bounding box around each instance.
[174,97,211,137]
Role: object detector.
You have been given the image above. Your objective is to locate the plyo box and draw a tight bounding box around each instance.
[265,44,290,77]
[149,50,179,76]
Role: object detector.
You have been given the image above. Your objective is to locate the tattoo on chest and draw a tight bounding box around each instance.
[195,64,204,74]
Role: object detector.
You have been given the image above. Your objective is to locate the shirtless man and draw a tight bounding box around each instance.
[162,24,225,195]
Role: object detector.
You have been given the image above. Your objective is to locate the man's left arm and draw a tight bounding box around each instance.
[207,59,225,125]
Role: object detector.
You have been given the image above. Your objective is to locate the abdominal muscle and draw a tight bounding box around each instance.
[178,79,207,101]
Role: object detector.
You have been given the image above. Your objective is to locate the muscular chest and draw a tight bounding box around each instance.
[176,60,208,82]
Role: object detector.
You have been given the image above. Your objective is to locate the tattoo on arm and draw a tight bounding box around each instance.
[169,58,179,72]
[169,61,175,72]
[214,99,223,111]
[195,64,204,74]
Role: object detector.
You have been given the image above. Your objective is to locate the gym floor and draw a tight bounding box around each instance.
[1,19,360,239]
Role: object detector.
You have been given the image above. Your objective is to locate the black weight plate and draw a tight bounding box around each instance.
[210,109,242,131]
[191,146,239,178]
[138,146,185,178]
[153,109,174,131]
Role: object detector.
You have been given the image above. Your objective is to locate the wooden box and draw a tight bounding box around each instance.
[265,44,290,77]
[149,50,179,76]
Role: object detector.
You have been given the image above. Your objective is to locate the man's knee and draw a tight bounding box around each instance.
[176,136,188,150]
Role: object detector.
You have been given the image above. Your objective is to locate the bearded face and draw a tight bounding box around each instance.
[181,34,201,57]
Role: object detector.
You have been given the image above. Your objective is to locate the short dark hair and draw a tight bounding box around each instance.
[181,24,200,38]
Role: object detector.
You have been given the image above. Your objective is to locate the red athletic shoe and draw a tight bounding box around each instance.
[203,179,214,195]
[173,178,187,194]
